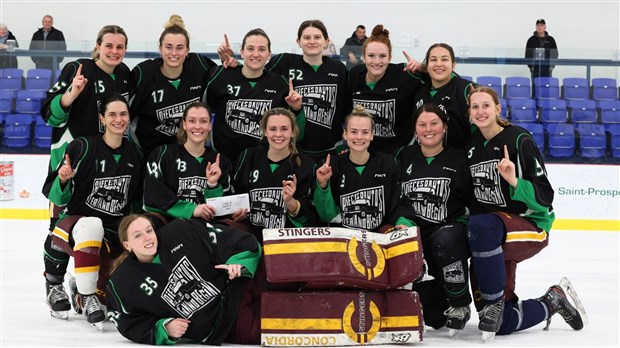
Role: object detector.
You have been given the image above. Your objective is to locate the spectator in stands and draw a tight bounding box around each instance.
[0,23,19,68]
[339,24,367,70]
[525,18,558,94]
[29,15,67,71]
[322,41,337,56]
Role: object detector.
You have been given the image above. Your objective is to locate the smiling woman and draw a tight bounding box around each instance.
[413,43,475,150]
[130,14,217,158]
[41,92,145,329]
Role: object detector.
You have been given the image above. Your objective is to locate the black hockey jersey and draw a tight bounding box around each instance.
[106,219,261,345]
[348,63,425,155]
[232,147,317,237]
[130,53,217,156]
[266,53,349,157]
[466,124,555,232]
[205,66,305,161]
[41,59,131,172]
[395,144,473,232]
[144,143,232,219]
[413,74,475,149]
[314,151,415,231]
[46,135,144,235]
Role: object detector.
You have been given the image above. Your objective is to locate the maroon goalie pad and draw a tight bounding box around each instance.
[262,227,423,290]
[261,290,423,346]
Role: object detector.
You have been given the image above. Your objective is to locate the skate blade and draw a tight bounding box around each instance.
[559,277,589,327]
[50,310,69,320]
[91,322,104,332]
[448,328,460,338]
[481,331,496,343]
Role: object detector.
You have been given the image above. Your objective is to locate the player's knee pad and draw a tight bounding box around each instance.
[72,217,104,246]
[467,214,504,250]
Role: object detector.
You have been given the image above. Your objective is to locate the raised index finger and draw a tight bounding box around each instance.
[64,154,71,167]
[402,50,412,62]
[288,78,294,91]
[76,63,83,77]
[503,145,509,159]
[224,34,230,48]
[324,153,331,167]
[214,153,220,166]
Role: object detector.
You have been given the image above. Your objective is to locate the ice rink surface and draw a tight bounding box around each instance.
[1,219,618,347]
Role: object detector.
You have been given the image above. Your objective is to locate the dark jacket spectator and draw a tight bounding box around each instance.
[29,15,67,71]
[339,25,367,70]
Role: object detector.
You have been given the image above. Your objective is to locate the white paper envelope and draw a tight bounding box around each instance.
[206,193,250,216]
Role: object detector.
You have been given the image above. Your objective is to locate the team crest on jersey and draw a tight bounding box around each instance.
[249,188,287,228]
[402,177,450,223]
[352,99,396,137]
[162,256,221,318]
[470,160,506,206]
[177,176,208,204]
[225,99,272,139]
[297,84,337,129]
[86,175,131,215]
[155,98,200,137]
[340,186,385,230]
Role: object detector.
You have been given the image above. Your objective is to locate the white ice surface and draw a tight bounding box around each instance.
[1,219,618,347]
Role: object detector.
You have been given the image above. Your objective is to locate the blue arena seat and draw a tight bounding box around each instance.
[25,69,53,91]
[539,99,568,124]
[534,77,560,99]
[34,117,52,149]
[15,90,46,114]
[576,123,606,158]
[507,98,537,123]
[608,124,620,158]
[513,122,544,153]
[599,100,620,130]
[562,78,589,100]
[0,68,24,92]
[459,75,473,81]
[499,98,508,120]
[3,114,32,148]
[0,89,15,114]
[504,77,531,100]
[591,78,618,101]
[477,76,502,98]
[546,123,575,158]
[567,99,597,124]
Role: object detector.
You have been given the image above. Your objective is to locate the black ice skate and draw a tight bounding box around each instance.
[478,301,504,342]
[539,277,588,331]
[45,282,71,320]
[68,275,105,331]
[444,305,471,337]
[80,293,106,331]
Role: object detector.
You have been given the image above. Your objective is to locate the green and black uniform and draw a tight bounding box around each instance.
[144,143,232,219]
[130,53,217,157]
[266,53,349,161]
[107,219,261,345]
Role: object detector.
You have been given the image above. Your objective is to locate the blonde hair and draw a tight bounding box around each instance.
[344,104,375,130]
[260,107,301,166]
[467,86,510,127]
[159,14,190,48]
[92,25,128,61]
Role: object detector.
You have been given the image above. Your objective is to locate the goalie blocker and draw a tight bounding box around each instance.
[261,290,423,346]
[263,227,424,290]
